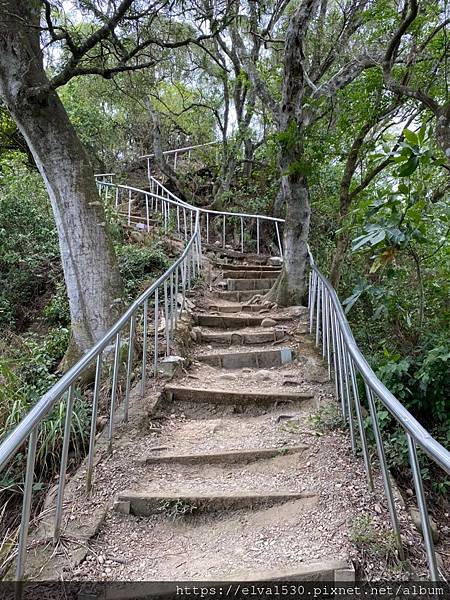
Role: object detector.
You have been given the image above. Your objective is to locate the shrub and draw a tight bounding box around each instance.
[0,156,59,330]
[116,242,169,300]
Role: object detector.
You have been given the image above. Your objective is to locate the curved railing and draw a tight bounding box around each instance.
[1,151,449,584]
[141,140,219,173]
[0,178,201,582]
[308,259,450,581]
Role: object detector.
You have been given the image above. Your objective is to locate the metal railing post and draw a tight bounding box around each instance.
[315,279,321,347]
[256,218,260,254]
[123,315,135,422]
[275,221,283,258]
[15,427,38,582]
[86,354,102,494]
[141,299,148,396]
[365,385,404,559]
[108,333,121,452]
[407,435,440,579]
[348,359,373,490]
[154,288,159,375]
[164,279,170,355]
[54,384,75,543]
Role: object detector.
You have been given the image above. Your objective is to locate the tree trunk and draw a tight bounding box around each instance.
[272,186,285,218]
[436,110,450,171]
[267,173,310,306]
[266,0,317,307]
[0,3,123,364]
[330,235,349,289]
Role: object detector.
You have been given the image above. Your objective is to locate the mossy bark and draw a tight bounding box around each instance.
[0,2,124,366]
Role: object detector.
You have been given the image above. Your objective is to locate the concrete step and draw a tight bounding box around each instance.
[214,261,282,272]
[164,385,314,404]
[205,245,271,263]
[194,313,284,328]
[138,444,309,465]
[114,490,318,517]
[227,278,276,291]
[215,290,261,302]
[223,270,279,280]
[195,328,287,345]
[198,347,294,369]
[208,304,271,313]
[96,562,354,599]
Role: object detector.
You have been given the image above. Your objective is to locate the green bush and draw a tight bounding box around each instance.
[116,242,169,300]
[0,155,59,329]
[0,326,90,483]
[42,282,70,327]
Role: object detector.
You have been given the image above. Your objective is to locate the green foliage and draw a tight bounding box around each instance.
[0,326,90,483]
[42,282,70,327]
[277,120,299,152]
[158,498,198,520]
[374,339,450,434]
[116,242,169,300]
[350,514,400,564]
[309,401,345,434]
[0,155,59,329]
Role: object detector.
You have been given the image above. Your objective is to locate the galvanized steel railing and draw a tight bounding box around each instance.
[1,149,449,584]
[0,178,201,582]
[141,142,284,256]
[308,256,450,581]
[141,140,218,173]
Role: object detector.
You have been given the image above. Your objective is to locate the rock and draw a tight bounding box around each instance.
[410,508,439,543]
[304,358,329,383]
[297,322,309,334]
[218,372,237,381]
[284,305,308,317]
[261,317,277,328]
[157,355,185,379]
[276,415,296,423]
[254,369,272,382]
[214,240,221,247]
[190,330,197,341]
[130,231,146,243]
[268,256,283,266]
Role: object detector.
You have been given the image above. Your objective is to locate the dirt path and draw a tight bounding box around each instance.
[27,252,427,583]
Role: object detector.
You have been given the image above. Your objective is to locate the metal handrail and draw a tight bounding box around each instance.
[308,265,450,580]
[140,140,219,159]
[104,174,284,256]
[0,231,198,468]
[1,154,448,583]
[71,172,450,581]
[0,178,201,582]
[312,268,450,475]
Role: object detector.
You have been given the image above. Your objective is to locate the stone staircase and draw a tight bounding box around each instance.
[64,251,376,584]
[25,248,421,585]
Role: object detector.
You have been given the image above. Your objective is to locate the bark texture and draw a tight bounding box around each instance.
[266,0,318,307]
[0,1,123,363]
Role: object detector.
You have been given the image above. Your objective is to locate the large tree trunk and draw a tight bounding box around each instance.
[267,173,310,306]
[266,0,317,307]
[436,110,450,170]
[0,3,123,364]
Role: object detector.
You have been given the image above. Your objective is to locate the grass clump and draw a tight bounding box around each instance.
[309,401,345,435]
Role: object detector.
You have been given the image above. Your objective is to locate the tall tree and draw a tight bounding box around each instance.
[0,0,228,362]
[267,0,382,305]
[381,0,450,169]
